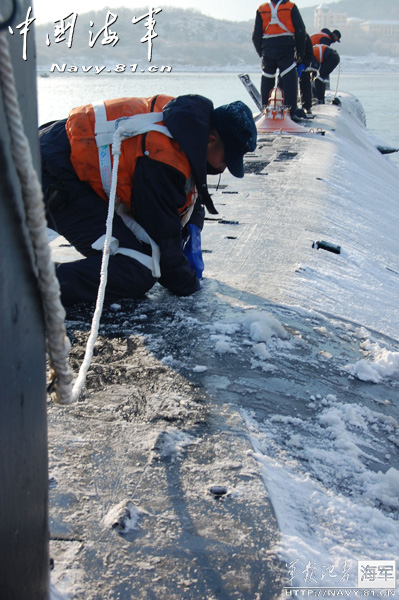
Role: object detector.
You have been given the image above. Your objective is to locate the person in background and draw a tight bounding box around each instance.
[311,28,341,46]
[40,95,257,305]
[252,0,306,120]
[298,32,316,114]
[312,44,340,103]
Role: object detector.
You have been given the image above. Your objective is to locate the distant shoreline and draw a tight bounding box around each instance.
[36,55,399,75]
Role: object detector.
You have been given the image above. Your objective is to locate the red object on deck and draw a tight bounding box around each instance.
[256,86,309,134]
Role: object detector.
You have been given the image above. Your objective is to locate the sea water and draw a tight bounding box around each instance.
[36,69,399,167]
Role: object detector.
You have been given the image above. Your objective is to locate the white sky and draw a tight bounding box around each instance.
[31,0,327,25]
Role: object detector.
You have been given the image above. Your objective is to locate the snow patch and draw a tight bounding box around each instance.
[214,337,237,354]
[360,467,399,510]
[50,584,71,600]
[345,341,399,383]
[103,499,146,534]
[252,342,271,360]
[209,309,292,365]
[242,393,399,585]
[193,364,208,373]
[151,429,200,461]
[242,310,290,343]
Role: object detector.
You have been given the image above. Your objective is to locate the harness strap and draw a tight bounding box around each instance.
[92,190,162,278]
[116,203,161,278]
[262,32,293,38]
[94,103,113,197]
[262,60,296,80]
[93,102,173,197]
[91,101,171,277]
[92,234,158,275]
[313,44,324,64]
[280,61,297,78]
[262,71,277,78]
[93,104,172,147]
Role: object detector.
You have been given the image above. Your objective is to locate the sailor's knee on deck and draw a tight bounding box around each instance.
[56,253,157,305]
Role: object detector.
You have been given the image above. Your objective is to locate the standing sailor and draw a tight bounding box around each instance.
[252,0,306,119]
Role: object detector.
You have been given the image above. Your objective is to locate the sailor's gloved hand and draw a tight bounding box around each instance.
[182,224,204,279]
[297,63,305,77]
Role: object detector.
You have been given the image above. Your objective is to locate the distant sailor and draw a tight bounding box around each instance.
[252,0,307,120]
[310,28,341,46]
[312,43,340,104]
[39,95,257,305]
[298,32,315,114]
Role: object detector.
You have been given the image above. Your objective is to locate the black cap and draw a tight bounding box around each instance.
[212,101,257,178]
[332,29,341,42]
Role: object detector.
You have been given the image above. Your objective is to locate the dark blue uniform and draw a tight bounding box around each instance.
[40,96,216,305]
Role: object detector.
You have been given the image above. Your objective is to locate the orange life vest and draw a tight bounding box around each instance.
[311,31,330,46]
[258,1,296,37]
[313,44,328,64]
[66,95,196,222]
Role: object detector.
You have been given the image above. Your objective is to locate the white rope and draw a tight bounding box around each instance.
[0,30,73,404]
[71,130,123,402]
[1,30,154,403]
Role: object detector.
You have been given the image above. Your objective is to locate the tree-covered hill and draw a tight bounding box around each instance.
[31,1,399,70]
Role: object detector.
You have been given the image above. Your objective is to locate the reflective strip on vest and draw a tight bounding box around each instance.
[263,0,294,38]
[313,44,324,64]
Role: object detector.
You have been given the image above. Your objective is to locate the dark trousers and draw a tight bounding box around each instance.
[299,70,312,111]
[40,122,156,306]
[261,45,298,113]
[315,49,340,102]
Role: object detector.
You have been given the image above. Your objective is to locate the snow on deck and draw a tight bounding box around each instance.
[49,92,399,599]
[203,91,399,342]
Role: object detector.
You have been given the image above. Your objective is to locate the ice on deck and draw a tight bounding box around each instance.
[49,92,399,599]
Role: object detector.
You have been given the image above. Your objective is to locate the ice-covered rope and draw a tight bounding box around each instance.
[71,131,123,401]
[0,30,73,404]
